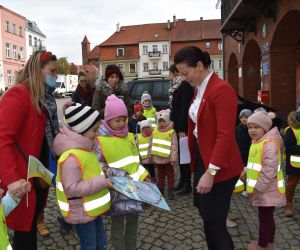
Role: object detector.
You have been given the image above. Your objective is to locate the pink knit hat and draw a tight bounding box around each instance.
[104,94,128,122]
[247,111,276,131]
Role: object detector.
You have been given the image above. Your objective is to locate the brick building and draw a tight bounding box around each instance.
[221,0,300,120]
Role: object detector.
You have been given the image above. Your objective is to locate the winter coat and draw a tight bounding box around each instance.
[251,127,286,207]
[0,85,46,231]
[71,84,95,106]
[128,115,147,134]
[94,125,144,216]
[92,79,130,119]
[284,111,300,175]
[53,125,108,224]
[148,122,178,164]
[235,123,252,166]
[170,81,194,133]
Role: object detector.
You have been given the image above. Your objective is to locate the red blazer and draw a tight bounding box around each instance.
[188,73,243,183]
[0,85,46,231]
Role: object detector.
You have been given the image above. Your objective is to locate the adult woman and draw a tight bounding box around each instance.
[92,64,130,118]
[174,46,243,250]
[0,50,59,250]
[71,71,95,106]
[169,64,194,196]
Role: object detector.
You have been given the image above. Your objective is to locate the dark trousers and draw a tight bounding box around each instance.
[143,163,155,178]
[156,163,174,190]
[286,175,300,202]
[194,139,238,250]
[258,207,275,247]
[13,188,47,250]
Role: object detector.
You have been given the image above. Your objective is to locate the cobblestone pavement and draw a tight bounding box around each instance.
[33,98,300,249]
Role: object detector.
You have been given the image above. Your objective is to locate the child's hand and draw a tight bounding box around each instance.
[106,179,114,190]
[21,181,31,193]
[13,181,31,199]
[144,177,151,182]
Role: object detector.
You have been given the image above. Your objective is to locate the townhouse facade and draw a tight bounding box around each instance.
[26,19,46,60]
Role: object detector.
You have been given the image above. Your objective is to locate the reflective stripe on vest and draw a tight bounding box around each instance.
[151,128,174,158]
[233,179,245,193]
[290,128,300,168]
[97,133,148,181]
[137,134,151,159]
[143,107,156,127]
[246,139,285,194]
[56,149,110,218]
[0,204,12,250]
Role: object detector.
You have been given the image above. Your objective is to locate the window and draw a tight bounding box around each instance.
[129,63,136,73]
[163,62,169,71]
[117,48,124,57]
[142,45,148,54]
[39,39,42,49]
[130,82,151,100]
[153,62,158,70]
[34,37,37,47]
[7,70,12,86]
[117,64,125,74]
[29,35,32,46]
[5,21,10,32]
[219,60,222,69]
[211,60,214,70]
[152,45,158,53]
[162,44,168,53]
[143,63,149,72]
[152,81,170,101]
[13,45,17,59]
[12,24,16,34]
[6,43,11,58]
[20,47,24,61]
[205,42,211,49]
[19,26,23,37]
[218,41,223,50]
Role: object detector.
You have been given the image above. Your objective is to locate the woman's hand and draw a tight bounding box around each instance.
[196,171,214,194]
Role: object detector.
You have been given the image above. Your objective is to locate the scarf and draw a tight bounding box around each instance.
[103,121,128,138]
[168,76,183,109]
[76,84,94,106]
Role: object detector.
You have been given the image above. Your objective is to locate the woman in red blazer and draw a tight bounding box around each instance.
[0,51,59,250]
[175,46,243,250]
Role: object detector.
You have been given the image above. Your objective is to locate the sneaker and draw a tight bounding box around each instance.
[226,218,237,228]
[240,191,248,198]
[57,215,72,234]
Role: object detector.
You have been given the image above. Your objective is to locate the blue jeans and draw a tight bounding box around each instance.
[75,217,107,250]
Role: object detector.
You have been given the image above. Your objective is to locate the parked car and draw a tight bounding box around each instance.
[54,74,78,98]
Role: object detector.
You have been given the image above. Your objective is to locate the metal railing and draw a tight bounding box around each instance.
[148,51,161,57]
[149,69,161,75]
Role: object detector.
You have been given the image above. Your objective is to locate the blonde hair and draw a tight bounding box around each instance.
[15,51,46,114]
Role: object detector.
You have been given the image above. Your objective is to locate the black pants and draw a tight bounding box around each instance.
[194,140,238,250]
[143,164,155,178]
[13,188,47,250]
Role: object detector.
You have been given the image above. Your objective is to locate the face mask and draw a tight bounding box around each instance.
[45,74,57,88]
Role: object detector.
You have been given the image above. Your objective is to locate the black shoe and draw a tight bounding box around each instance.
[168,189,174,200]
[176,185,192,196]
[174,179,184,191]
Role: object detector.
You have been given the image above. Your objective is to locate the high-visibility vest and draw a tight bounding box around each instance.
[137,134,151,159]
[0,204,12,250]
[289,127,300,168]
[97,133,149,181]
[233,179,245,193]
[246,139,285,194]
[151,128,174,158]
[143,107,157,127]
[56,149,111,218]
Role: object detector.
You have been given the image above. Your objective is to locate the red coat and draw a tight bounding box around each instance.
[188,73,243,183]
[0,85,46,231]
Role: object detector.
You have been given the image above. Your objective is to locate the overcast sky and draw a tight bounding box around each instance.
[1,0,221,64]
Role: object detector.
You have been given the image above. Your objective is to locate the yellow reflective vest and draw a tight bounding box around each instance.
[143,107,157,128]
[289,127,300,168]
[137,134,151,160]
[151,128,174,158]
[56,149,111,218]
[246,139,285,194]
[0,204,12,250]
[233,179,245,193]
[97,133,148,181]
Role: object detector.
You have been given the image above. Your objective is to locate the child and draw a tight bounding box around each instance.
[141,91,157,128]
[53,103,112,250]
[284,104,300,217]
[149,109,178,200]
[128,102,147,134]
[246,111,286,250]
[0,180,31,250]
[95,94,149,250]
[137,120,156,181]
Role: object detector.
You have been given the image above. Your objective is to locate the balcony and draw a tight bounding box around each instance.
[148,51,161,58]
[149,69,161,75]
[221,0,277,43]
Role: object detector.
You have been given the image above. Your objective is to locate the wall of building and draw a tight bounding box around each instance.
[26,30,46,60]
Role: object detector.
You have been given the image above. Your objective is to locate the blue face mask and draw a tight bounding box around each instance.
[45,74,57,88]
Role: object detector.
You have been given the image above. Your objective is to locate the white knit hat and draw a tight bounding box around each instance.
[141,91,152,104]
[139,119,152,131]
[64,103,100,134]
[156,109,171,123]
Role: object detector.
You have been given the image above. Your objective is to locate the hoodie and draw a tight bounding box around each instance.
[53,125,108,224]
[251,127,286,207]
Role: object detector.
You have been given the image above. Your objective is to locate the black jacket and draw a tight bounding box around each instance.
[170,81,194,133]
[285,127,300,175]
[235,123,252,166]
[128,115,147,134]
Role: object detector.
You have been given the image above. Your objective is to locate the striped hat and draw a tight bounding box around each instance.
[64,103,100,134]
